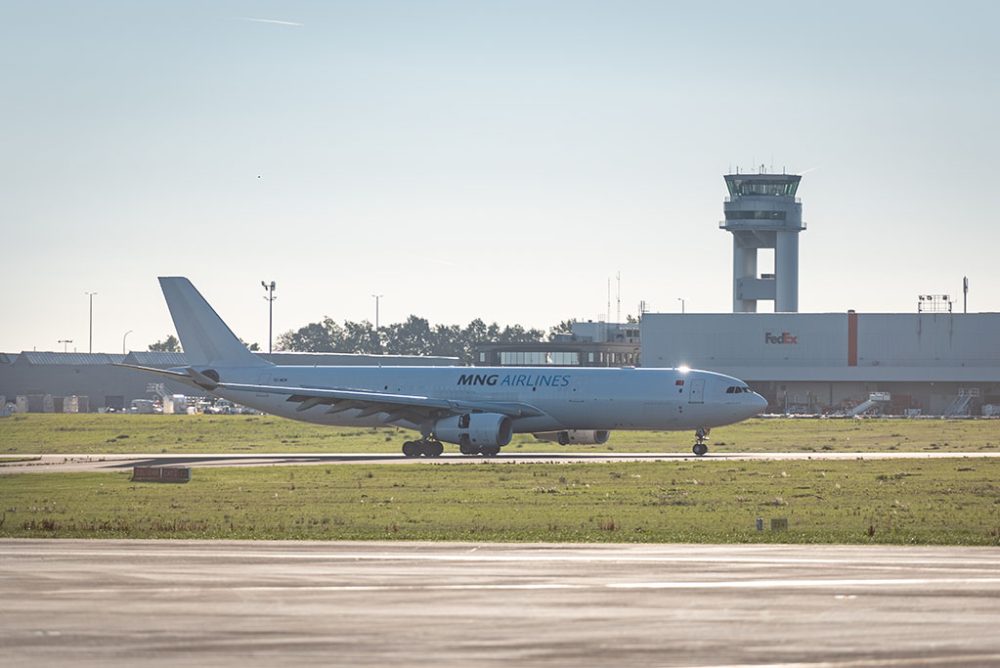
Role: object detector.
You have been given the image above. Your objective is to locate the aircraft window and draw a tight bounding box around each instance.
[726,386,735,394]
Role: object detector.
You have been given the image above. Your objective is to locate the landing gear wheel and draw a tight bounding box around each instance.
[481,446,500,457]
[692,443,708,456]
[402,441,420,457]
[421,440,444,457]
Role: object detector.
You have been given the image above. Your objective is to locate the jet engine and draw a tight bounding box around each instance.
[434,413,513,448]
[533,430,611,445]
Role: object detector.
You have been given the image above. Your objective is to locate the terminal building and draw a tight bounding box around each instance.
[475,321,640,368]
[640,169,1000,415]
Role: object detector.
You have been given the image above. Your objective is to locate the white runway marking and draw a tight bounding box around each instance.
[44,576,1000,597]
[706,654,1000,668]
[4,546,998,570]
[607,576,1000,589]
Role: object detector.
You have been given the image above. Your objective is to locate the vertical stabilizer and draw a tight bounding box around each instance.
[158,277,269,368]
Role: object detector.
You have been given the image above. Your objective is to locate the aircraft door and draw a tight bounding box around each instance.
[688,378,705,404]
[256,373,271,397]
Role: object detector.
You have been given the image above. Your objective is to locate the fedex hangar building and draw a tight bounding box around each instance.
[640,311,1000,415]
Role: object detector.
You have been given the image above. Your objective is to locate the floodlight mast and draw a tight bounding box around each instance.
[262,281,276,354]
[372,294,384,352]
[85,292,97,352]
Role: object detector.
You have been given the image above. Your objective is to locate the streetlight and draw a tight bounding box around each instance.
[85,291,97,353]
[371,294,383,330]
[372,294,383,352]
[261,281,276,354]
[122,330,133,355]
[58,339,73,353]
[677,297,685,314]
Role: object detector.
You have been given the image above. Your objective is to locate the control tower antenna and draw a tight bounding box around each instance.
[720,170,806,313]
[616,271,621,323]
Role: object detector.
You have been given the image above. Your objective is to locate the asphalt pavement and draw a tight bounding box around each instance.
[2,539,999,667]
[4,450,1000,474]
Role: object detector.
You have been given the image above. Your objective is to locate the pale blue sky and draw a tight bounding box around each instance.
[2,1,998,353]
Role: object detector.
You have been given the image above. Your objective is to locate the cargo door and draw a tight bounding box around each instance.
[688,378,705,404]
[256,373,272,397]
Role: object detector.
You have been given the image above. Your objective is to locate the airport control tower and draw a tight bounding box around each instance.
[721,170,805,312]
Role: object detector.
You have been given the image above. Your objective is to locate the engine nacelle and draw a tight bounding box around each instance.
[434,413,513,448]
[533,430,611,445]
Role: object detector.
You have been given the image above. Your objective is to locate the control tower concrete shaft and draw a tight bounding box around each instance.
[720,171,805,312]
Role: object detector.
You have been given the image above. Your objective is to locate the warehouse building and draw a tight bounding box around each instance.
[641,311,1000,415]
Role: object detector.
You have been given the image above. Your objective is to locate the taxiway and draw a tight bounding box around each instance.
[3,450,1000,474]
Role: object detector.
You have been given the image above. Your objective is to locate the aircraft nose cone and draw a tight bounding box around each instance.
[751,392,768,415]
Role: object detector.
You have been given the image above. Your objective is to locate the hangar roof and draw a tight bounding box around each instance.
[123,351,188,367]
[13,352,126,366]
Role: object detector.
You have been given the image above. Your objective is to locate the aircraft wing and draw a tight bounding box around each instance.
[218,383,544,422]
[217,381,547,423]
[117,363,547,423]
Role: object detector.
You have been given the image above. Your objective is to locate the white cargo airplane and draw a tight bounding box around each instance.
[122,277,766,457]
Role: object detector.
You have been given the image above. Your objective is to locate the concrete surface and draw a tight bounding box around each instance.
[3,450,1000,474]
[2,539,999,667]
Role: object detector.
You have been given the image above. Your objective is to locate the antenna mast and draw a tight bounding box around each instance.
[616,271,621,323]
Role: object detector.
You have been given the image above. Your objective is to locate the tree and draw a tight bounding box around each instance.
[383,316,435,357]
[275,317,342,352]
[239,339,261,352]
[148,334,181,353]
[275,314,548,364]
[548,319,576,341]
[341,320,380,354]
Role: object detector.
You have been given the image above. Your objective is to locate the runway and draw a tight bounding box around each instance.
[4,450,1000,474]
[2,540,999,667]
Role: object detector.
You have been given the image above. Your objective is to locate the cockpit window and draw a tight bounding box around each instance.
[726,386,751,394]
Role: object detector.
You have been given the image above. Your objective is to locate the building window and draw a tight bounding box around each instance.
[725,210,787,221]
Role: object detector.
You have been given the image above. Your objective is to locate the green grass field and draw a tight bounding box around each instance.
[2,459,998,544]
[3,415,997,545]
[1,413,998,455]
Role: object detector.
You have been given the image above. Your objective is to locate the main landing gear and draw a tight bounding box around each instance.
[692,427,710,457]
[402,439,444,457]
[459,443,501,457]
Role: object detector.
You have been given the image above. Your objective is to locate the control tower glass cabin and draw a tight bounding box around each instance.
[720,172,805,312]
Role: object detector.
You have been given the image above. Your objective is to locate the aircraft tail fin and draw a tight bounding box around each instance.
[158,277,270,368]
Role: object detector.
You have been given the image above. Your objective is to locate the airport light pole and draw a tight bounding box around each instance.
[372,294,383,352]
[261,281,276,354]
[58,339,73,353]
[122,330,133,355]
[677,297,685,314]
[372,294,383,330]
[85,291,97,353]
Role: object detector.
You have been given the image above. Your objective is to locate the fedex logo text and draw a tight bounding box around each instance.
[765,331,798,345]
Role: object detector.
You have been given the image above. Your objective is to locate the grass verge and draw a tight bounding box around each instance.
[2,459,998,545]
[2,414,999,455]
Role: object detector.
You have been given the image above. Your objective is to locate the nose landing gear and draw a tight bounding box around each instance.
[692,428,710,456]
